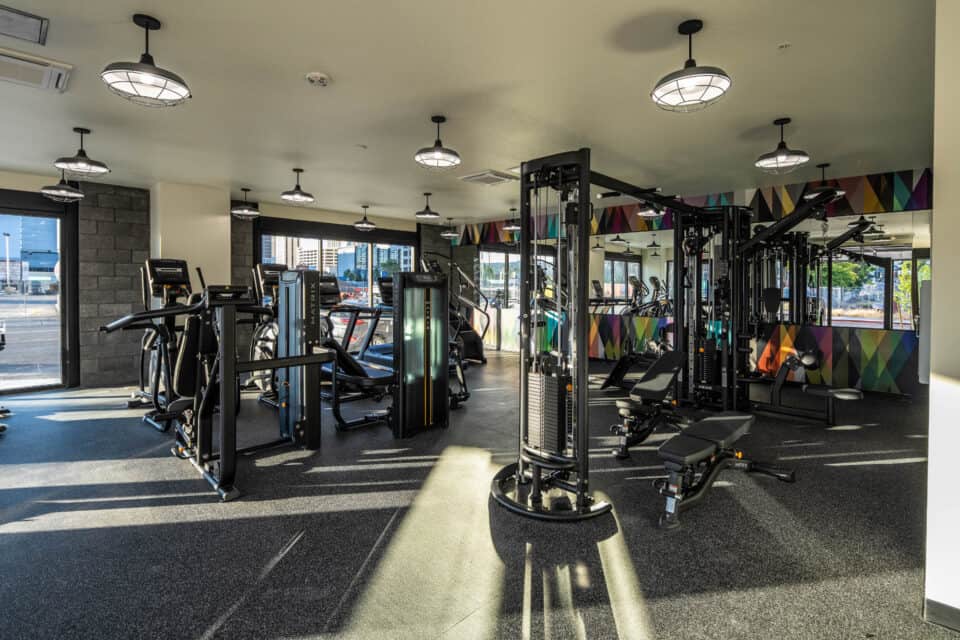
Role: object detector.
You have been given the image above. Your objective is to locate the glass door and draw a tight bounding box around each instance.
[0,212,63,391]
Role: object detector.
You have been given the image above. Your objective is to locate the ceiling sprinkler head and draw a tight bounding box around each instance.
[305,71,331,87]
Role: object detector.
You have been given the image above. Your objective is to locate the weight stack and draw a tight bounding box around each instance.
[527,373,571,456]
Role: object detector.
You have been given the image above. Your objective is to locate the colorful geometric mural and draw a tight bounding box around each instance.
[588,314,673,360]
[755,323,919,395]
[749,168,932,222]
[443,168,931,246]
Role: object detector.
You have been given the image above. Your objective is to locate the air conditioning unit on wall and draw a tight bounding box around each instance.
[0,47,71,92]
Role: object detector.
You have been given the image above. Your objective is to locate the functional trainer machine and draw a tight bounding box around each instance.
[491,148,612,521]
[248,262,288,407]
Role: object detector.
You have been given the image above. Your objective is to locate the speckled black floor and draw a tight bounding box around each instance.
[0,352,950,639]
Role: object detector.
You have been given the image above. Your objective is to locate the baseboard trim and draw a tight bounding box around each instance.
[925,598,960,632]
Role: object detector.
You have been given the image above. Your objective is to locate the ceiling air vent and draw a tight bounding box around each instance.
[0,47,71,91]
[459,170,519,186]
[0,5,48,44]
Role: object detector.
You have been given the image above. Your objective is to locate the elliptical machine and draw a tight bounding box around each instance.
[126,258,194,432]
[248,263,288,408]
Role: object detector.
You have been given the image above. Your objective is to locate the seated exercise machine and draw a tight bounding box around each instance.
[491,148,612,521]
[654,413,795,528]
[359,276,471,408]
[610,349,687,458]
[283,270,451,437]
[748,348,863,425]
[123,258,194,431]
[171,285,331,500]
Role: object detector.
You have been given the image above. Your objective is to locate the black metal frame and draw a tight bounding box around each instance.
[0,188,79,394]
[491,148,612,522]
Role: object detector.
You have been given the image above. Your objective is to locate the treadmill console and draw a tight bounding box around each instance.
[144,258,192,306]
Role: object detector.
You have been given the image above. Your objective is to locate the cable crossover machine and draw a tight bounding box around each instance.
[490,148,614,521]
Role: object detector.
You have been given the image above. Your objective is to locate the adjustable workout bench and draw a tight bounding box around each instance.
[611,350,687,459]
[655,413,795,528]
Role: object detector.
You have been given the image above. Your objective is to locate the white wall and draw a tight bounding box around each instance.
[151,182,231,291]
[925,0,960,623]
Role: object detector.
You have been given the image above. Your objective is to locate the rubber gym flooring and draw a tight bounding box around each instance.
[0,352,950,639]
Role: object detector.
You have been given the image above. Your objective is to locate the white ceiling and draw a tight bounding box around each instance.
[0,0,935,223]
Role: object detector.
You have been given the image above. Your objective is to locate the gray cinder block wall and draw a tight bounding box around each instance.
[231,216,255,357]
[78,182,150,386]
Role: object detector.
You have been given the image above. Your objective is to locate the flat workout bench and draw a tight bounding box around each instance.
[655,413,795,528]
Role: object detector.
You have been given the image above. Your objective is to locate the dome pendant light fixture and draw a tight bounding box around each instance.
[609,233,627,244]
[803,162,846,200]
[440,218,460,240]
[591,237,604,252]
[622,243,635,257]
[54,127,110,177]
[101,14,191,108]
[281,168,315,204]
[503,207,522,233]
[40,170,84,203]
[414,115,461,169]
[651,19,731,113]
[648,234,661,249]
[231,188,260,220]
[755,117,810,174]
[415,192,440,220]
[637,202,663,218]
[354,205,376,232]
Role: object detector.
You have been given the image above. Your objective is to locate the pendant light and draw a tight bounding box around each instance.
[755,117,809,174]
[354,205,376,232]
[281,168,315,204]
[414,115,461,169]
[803,162,846,200]
[609,234,627,244]
[100,14,191,108]
[440,218,460,240]
[637,202,663,218]
[415,192,440,220]
[591,237,604,252]
[622,243,635,257]
[231,188,260,220]
[503,207,521,232]
[648,234,661,249]
[847,215,870,228]
[40,170,84,203]
[651,19,731,113]
[54,127,110,177]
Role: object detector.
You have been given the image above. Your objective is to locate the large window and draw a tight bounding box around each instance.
[893,256,931,330]
[603,256,640,299]
[830,260,885,328]
[0,203,76,392]
[259,233,414,308]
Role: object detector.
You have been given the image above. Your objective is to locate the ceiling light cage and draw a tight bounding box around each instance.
[100,14,191,108]
[40,170,84,203]
[440,218,460,240]
[755,117,809,174]
[414,115,461,169]
[651,19,731,112]
[281,168,315,204]
[231,188,260,220]
[415,192,440,220]
[354,205,376,232]
[803,162,846,200]
[54,127,110,177]
[503,207,521,233]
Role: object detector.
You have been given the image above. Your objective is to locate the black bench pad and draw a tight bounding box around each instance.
[628,350,684,404]
[321,360,394,388]
[658,413,753,466]
[658,435,718,467]
[802,384,863,401]
[682,413,754,448]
